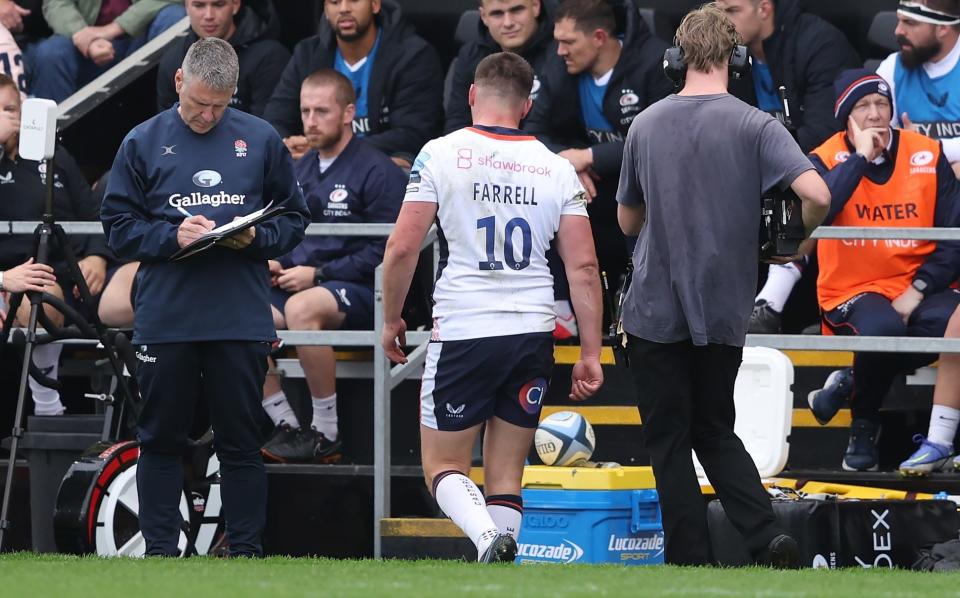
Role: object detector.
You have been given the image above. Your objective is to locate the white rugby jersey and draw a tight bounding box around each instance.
[404,125,588,341]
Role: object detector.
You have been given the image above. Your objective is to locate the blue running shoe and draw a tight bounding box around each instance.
[842,419,880,472]
[899,435,953,476]
[807,368,854,425]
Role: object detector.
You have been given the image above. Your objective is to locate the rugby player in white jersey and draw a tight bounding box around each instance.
[381,51,604,563]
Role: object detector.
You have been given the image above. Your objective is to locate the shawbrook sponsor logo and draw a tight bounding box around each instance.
[476,154,552,177]
[517,539,584,563]
[169,192,246,208]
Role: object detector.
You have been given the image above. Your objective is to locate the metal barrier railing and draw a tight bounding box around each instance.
[6,221,960,556]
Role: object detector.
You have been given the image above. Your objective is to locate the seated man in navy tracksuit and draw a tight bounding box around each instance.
[260,69,404,463]
[100,38,309,557]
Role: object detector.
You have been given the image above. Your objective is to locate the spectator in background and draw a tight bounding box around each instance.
[0,259,57,325]
[264,0,443,168]
[877,0,960,179]
[444,0,554,133]
[29,0,186,102]
[0,24,26,97]
[715,0,861,335]
[806,70,960,472]
[156,0,289,116]
[0,73,111,416]
[524,0,671,288]
[0,1,30,34]
[261,69,404,464]
[0,0,30,95]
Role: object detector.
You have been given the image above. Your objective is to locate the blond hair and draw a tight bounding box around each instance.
[675,4,742,73]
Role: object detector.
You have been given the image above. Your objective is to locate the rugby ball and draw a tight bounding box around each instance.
[535,411,595,466]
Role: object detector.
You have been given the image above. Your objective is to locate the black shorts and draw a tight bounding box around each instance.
[270,281,374,330]
[420,332,554,431]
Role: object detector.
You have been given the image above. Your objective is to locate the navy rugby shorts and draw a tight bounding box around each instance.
[270,280,374,330]
[420,332,554,431]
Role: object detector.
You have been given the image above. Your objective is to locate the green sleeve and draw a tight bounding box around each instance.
[114,0,180,38]
[42,0,90,37]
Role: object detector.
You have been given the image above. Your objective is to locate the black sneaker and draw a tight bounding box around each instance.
[807,368,854,425]
[313,430,343,464]
[842,419,881,472]
[479,534,518,564]
[747,300,781,334]
[757,534,800,569]
[261,424,301,463]
[261,426,319,463]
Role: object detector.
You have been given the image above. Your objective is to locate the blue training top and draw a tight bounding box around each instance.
[894,55,960,142]
[752,62,782,114]
[578,73,615,136]
[335,31,382,138]
[100,106,311,344]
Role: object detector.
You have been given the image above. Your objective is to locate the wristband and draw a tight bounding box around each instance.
[313,265,326,287]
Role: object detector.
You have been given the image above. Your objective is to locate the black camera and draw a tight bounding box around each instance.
[604,262,633,368]
[759,86,806,260]
[760,188,805,259]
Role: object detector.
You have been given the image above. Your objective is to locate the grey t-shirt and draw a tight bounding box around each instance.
[616,93,813,347]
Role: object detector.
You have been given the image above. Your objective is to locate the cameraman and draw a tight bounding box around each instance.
[616,5,829,566]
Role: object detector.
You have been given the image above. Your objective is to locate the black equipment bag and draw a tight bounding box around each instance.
[707,498,959,568]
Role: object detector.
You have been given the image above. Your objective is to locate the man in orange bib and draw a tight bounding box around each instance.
[807,69,960,472]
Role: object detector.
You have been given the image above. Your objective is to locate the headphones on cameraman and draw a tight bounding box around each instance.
[662,43,751,87]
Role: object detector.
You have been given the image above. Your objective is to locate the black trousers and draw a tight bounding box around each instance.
[627,335,780,565]
[823,289,960,422]
[135,341,270,556]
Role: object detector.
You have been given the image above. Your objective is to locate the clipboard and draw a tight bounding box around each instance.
[169,202,292,261]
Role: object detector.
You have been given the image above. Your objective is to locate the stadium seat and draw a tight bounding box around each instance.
[455,9,480,47]
[868,11,898,51]
[865,11,898,70]
[443,10,479,114]
[637,8,675,44]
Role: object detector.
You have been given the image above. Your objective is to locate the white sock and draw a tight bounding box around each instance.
[554,299,578,335]
[756,263,802,312]
[927,405,960,448]
[29,343,64,416]
[262,391,300,429]
[311,394,338,441]
[486,497,523,541]
[434,473,501,560]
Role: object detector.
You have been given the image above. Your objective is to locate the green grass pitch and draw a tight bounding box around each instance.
[2,553,960,597]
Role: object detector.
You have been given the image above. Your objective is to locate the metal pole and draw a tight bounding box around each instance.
[0,150,57,551]
[372,265,390,559]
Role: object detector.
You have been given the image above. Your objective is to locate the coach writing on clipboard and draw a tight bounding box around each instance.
[101,38,310,557]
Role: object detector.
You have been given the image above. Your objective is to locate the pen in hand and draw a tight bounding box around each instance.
[176,206,194,219]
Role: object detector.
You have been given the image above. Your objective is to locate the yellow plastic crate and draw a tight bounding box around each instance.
[520,465,656,490]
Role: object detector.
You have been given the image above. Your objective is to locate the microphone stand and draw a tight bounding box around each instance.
[0,138,138,552]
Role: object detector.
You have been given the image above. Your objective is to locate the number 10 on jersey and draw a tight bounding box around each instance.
[477,216,532,271]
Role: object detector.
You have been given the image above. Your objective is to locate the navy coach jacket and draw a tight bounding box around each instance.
[100,106,310,344]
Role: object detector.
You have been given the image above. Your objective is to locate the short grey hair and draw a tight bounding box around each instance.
[181,38,239,91]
